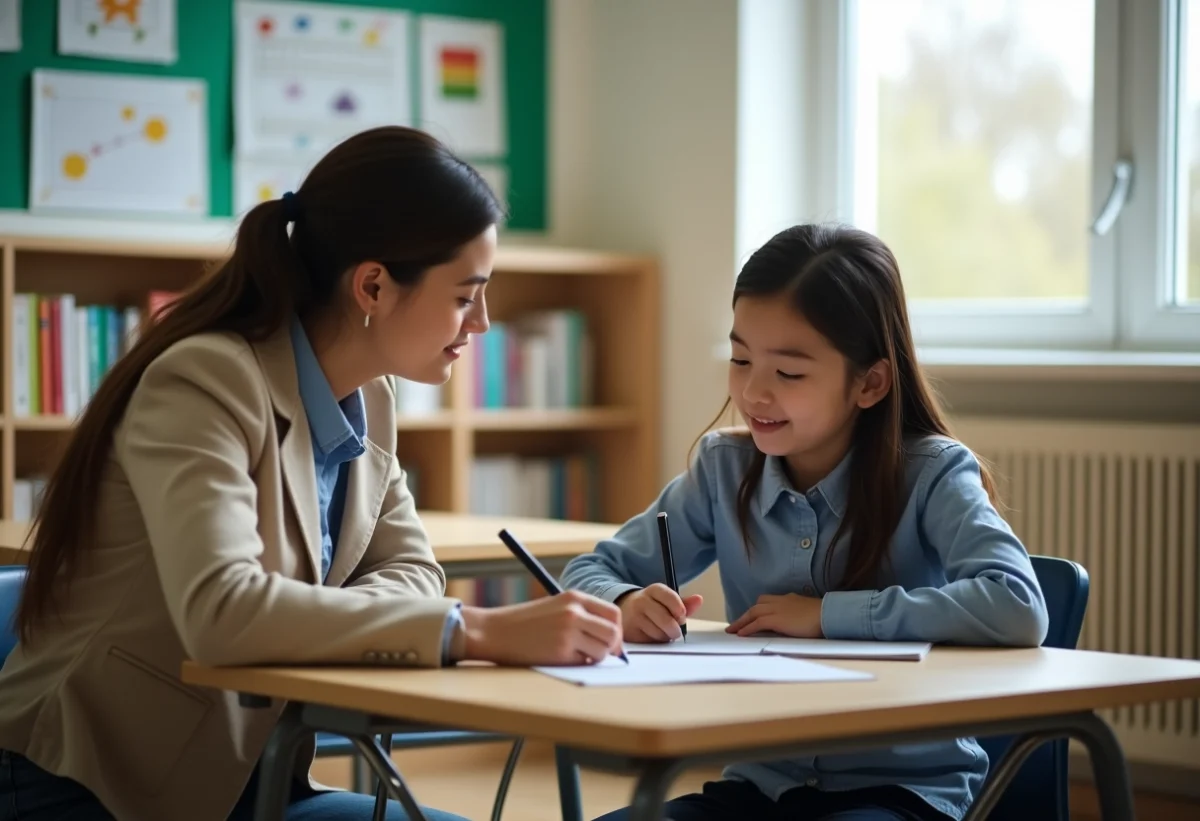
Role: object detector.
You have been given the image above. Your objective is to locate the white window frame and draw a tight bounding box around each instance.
[818,0,1200,353]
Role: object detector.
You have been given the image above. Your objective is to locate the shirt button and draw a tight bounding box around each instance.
[788,495,797,504]
[800,537,812,549]
[806,777,819,787]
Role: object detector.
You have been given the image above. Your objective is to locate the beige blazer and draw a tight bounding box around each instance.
[0,327,458,821]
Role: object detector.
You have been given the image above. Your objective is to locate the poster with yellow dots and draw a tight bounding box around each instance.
[30,69,208,216]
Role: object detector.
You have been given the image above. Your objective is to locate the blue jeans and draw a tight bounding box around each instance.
[593,778,949,821]
[0,750,466,821]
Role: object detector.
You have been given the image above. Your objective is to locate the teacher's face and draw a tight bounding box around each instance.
[375,224,496,385]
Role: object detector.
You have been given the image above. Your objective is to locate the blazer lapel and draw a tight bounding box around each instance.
[323,440,391,588]
[252,329,323,583]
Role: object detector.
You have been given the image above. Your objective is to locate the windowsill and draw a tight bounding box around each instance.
[917,348,1200,382]
[711,342,1200,382]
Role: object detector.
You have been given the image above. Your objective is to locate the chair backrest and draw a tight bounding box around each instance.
[0,566,27,664]
[976,556,1089,821]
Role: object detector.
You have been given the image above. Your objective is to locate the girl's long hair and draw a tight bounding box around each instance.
[713,224,996,590]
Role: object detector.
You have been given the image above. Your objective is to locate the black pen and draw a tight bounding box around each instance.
[656,512,686,639]
[497,528,630,664]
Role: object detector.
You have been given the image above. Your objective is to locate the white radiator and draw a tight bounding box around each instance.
[953,417,1200,769]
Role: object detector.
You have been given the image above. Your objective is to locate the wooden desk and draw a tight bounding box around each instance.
[0,513,616,577]
[182,621,1200,821]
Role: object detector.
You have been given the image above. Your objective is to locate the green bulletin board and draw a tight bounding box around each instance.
[0,0,547,229]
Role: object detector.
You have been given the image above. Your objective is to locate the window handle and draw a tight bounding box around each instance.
[1091,158,1134,236]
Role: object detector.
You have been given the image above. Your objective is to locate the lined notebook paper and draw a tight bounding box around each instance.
[535,653,874,687]
[627,633,931,661]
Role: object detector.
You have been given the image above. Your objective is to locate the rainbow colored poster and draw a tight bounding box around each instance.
[30,69,208,216]
[418,16,505,158]
[234,0,410,156]
[57,0,177,64]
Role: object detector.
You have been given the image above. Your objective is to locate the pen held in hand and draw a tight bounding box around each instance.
[497,528,630,664]
[656,512,686,640]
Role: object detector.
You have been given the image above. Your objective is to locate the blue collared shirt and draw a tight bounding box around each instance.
[561,430,1048,820]
[290,318,462,662]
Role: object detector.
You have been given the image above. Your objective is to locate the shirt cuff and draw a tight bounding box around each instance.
[820,589,877,640]
[595,583,642,604]
[441,604,466,665]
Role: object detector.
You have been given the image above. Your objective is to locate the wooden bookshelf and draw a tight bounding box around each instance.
[0,234,661,526]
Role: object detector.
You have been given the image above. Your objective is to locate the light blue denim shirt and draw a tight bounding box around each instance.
[560,430,1049,820]
[290,318,462,662]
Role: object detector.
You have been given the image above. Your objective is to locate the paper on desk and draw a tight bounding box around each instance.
[627,632,930,661]
[534,653,873,687]
[763,637,931,661]
[626,632,771,655]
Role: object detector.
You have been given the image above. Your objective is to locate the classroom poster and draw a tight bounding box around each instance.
[234,0,410,156]
[57,0,178,64]
[418,15,506,157]
[0,0,20,52]
[30,69,208,216]
[232,153,317,216]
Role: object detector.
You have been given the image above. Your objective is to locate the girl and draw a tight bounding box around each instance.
[0,127,622,821]
[561,224,1048,821]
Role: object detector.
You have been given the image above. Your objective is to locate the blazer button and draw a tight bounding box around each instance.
[363,651,379,663]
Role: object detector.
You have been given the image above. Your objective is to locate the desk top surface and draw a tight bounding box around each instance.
[0,512,616,566]
[181,622,1200,758]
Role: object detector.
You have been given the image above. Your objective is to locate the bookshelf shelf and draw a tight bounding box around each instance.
[467,407,638,431]
[0,235,661,528]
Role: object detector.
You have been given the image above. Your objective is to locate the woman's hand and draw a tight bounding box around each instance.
[460,591,624,666]
[726,593,824,638]
[616,583,704,643]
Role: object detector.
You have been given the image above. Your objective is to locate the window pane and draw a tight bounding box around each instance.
[853,0,1094,302]
[1178,0,1200,305]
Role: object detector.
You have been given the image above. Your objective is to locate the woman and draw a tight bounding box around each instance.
[0,127,623,821]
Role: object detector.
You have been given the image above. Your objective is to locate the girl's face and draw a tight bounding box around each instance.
[727,295,888,483]
[375,225,496,384]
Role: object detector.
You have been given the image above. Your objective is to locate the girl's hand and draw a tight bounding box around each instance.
[726,593,824,638]
[616,583,705,642]
[460,591,624,666]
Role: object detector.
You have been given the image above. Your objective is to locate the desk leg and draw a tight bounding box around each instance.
[1073,712,1135,821]
[555,747,584,821]
[253,705,309,821]
[626,759,681,821]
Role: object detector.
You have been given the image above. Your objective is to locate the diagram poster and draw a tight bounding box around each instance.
[30,69,208,217]
[418,15,506,158]
[233,154,318,216]
[58,0,178,64]
[234,0,410,156]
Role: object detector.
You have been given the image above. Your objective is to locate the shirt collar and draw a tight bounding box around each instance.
[758,448,852,519]
[289,316,366,457]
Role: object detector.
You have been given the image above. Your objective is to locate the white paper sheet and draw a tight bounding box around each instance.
[58,0,177,64]
[234,0,410,156]
[0,0,20,53]
[535,653,873,687]
[30,69,208,217]
[471,161,507,209]
[626,632,771,656]
[763,637,932,661]
[418,15,505,157]
[628,632,931,661]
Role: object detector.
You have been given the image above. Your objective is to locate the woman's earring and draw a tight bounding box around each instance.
[364,314,370,328]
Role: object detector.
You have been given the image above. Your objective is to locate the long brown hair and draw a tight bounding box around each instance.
[17,126,504,642]
[718,224,996,590]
